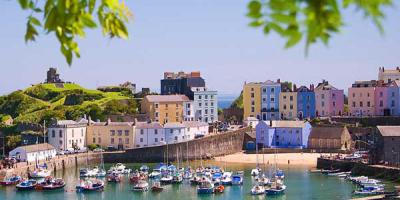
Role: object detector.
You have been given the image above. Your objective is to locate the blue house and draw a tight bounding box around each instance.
[256,120,312,149]
[261,80,281,120]
[296,85,316,119]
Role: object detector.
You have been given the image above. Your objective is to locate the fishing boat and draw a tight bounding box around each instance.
[140,165,149,174]
[76,179,105,192]
[183,171,193,179]
[107,172,122,183]
[212,172,222,186]
[250,184,265,195]
[257,174,270,186]
[132,180,149,192]
[129,171,145,184]
[29,168,51,179]
[265,179,286,195]
[149,163,166,179]
[214,185,225,193]
[172,172,183,184]
[108,163,131,174]
[35,177,65,190]
[151,181,163,192]
[16,179,37,190]
[232,174,243,185]
[197,178,214,194]
[0,175,21,185]
[221,171,232,185]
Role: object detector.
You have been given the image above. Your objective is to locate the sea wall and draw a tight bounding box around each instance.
[317,158,400,182]
[0,153,100,179]
[103,127,251,163]
[331,116,400,126]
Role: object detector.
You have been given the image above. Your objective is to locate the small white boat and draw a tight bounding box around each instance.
[29,168,51,179]
[251,168,261,177]
[221,172,232,185]
[250,184,265,195]
[133,180,149,192]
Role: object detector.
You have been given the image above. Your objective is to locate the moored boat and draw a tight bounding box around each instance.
[265,179,286,195]
[0,175,21,186]
[197,178,214,194]
[107,172,122,183]
[35,177,65,191]
[232,174,243,185]
[76,179,105,192]
[221,172,232,185]
[16,179,37,191]
[29,168,51,179]
[151,181,163,192]
[132,180,149,192]
[214,185,224,193]
[250,184,265,195]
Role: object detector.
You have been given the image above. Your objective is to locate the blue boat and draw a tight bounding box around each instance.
[197,179,214,194]
[275,169,285,180]
[16,179,37,191]
[265,180,286,195]
[232,174,243,185]
[140,165,149,173]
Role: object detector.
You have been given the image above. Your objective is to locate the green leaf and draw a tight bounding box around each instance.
[285,32,302,48]
[18,0,30,9]
[270,13,296,24]
[29,16,41,26]
[249,20,264,27]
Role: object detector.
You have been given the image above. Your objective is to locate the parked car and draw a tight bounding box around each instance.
[93,148,104,152]
[107,146,117,151]
[56,151,64,156]
[76,147,88,153]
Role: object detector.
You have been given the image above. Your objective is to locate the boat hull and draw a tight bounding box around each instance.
[197,188,214,194]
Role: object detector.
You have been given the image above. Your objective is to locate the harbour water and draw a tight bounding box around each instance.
[0,161,377,200]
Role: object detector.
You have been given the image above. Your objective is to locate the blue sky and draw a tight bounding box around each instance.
[1,0,400,96]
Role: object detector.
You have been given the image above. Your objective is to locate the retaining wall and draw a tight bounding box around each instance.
[104,127,250,163]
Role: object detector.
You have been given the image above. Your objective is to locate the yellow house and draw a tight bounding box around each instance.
[86,119,135,150]
[141,95,190,124]
[279,91,297,119]
[243,82,262,119]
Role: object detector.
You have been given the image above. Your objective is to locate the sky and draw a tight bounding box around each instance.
[1,1,400,96]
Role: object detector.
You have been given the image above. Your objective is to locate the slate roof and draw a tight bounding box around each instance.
[377,126,400,137]
[136,122,163,129]
[17,143,55,153]
[309,127,348,139]
[145,95,189,102]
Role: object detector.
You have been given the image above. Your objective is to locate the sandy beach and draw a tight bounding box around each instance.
[215,152,338,167]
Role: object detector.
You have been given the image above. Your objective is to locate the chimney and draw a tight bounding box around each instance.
[88,116,92,125]
[383,67,385,72]
[269,120,272,127]
[397,66,400,71]
[277,79,280,83]
[310,84,314,91]
[293,84,297,92]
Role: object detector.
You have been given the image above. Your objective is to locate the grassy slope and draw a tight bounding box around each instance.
[2,83,130,123]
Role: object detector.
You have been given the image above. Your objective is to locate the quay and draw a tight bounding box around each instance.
[0,152,101,179]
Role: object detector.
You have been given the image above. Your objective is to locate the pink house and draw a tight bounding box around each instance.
[348,80,377,116]
[315,80,344,117]
[374,85,389,116]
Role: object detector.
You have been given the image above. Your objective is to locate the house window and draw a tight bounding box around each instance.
[290,96,293,101]
[52,130,55,138]
[271,88,275,93]
[118,130,122,136]
[251,107,255,112]
[170,129,173,134]
[155,138,158,142]
[155,129,158,134]
[263,88,266,93]
[59,130,62,137]
[367,101,370,107]
[155,112,159,117]
[59,140,62,145]
[290,105,293,109]
[271,97,275,102]
[140,138,143,142]
[125,138,129,144]
[165,104,168,108]
[251,93,254,98]
[155,103,158,109]
[199,95,202,99]
[359,102,363,107]
[72,130,74,138]
[380,100,383,107]
[111,138,114,144]
[321,101,325,107]
[352,102,356,107]
[98,138,101,143]
[93,138,96,143]
[380,92,383,97]
[125,130,129,136]
[118,138,122,144]
[283,105,287,110]
[321,94,325,99]
[352,93,355,97]
[81,129,84,137]
[140,129,144,135]
[211,102,214,106]
[111,130,115,136]
[174,136,178,141]
[333,102,336,107]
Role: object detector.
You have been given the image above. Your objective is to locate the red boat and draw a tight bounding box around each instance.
[35,177,65,191]
[214,185,225,193]
[107,173,122,183]
[0,175,22,186]
[130,172,147,184]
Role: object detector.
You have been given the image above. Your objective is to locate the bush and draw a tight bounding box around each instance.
[87,144,100,151]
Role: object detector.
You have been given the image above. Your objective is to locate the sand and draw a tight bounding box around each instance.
[215,152,339,167]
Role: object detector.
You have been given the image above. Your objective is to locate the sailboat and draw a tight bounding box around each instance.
[251,184,265,195]
[251,135,261,176]
[265,148,286,195]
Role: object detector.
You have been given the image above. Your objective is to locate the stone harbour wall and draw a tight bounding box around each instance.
[104,127,251,163]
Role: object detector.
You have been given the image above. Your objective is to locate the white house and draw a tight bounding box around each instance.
[9,143,56,162]
[183,121,209,139]
[183,101,195,121]
[192,87,218,123]
[164,122,188,144]
[48,120,87,151]
[135,122,164,148]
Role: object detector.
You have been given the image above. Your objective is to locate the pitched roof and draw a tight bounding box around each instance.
[136,122,163,129]
[107,122,134,126]
[315,81,339,91]
[17,143,55,153]
[264,120,308,128]
[164,122,186,128]
[309,127,347,139]
[182,121,208,127]
[145,95,189,102]
[377,126,400,137]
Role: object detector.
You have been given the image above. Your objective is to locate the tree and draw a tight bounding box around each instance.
[17,0,132,65]
[247,0,393,53]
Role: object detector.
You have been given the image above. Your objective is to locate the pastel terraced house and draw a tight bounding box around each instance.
[141,95,191,124]
[296,85,316,119]
[279,85,297,120]
[348,80,377,116]
[243,80,281,120]
[314,80,344,117]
